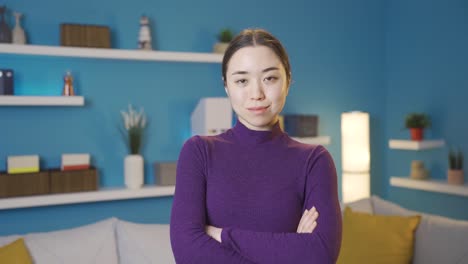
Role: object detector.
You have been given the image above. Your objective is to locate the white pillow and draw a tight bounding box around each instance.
[116,220,175,264]
[372,195,468,264]
[24,217,118,264]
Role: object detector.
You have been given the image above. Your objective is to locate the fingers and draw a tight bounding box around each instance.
[297,207,319,233]
[296,209,309,233]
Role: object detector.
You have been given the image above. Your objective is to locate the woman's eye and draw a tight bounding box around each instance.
[235,79,248,85]
[264,76,278,83]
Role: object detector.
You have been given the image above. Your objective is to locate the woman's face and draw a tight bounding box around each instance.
[225,46,289,131]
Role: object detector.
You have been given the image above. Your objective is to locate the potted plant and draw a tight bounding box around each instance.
[213,28,233,54]
[404,113,430,141]
[120,104,147,189]
[448,149,464,185]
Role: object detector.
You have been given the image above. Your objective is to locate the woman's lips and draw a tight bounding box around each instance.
[247,106,269,114]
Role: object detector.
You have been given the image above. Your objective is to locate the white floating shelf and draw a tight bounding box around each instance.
[0,43,223,63]
[0,95,84,106]
[390,177,468,197]
[389,139,445,150]
[0,185,175,210]
[292,136,331,145]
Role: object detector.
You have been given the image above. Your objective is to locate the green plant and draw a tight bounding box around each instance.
[120,104,147,154]
[404,113,431,129]
[217,28,233,43]
[449,149,463,170]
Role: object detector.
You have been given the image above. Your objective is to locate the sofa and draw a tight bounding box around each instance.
[1,196,467,264]
[0,218,176,264]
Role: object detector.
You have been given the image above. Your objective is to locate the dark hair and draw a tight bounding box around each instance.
[222,28,291,86]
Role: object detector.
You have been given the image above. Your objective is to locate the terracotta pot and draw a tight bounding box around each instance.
[447,169,464,185]
[410,128,424,141]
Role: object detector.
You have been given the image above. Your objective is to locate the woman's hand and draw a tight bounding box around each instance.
[205,225,223,243]
[297,206,319,233]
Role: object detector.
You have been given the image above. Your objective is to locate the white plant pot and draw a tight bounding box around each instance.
[124,154,144,189]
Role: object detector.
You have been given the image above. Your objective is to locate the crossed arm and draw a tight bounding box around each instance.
[206,206,319,242]
[170,138,341,264]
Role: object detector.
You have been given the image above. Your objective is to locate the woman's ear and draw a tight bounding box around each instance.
[224,87,229,96]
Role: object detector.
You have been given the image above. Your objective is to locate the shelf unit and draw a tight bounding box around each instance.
[292,136,331,145]
[0,43,223,63]
[0,185,175,210]
[0,95,85,106]
[390,177,468,197]
[388,139,445,150]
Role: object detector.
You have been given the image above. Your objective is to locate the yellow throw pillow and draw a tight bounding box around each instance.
[0,238,33,264]
[337,207,421,264]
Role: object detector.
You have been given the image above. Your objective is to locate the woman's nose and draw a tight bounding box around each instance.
[249,80,265,100]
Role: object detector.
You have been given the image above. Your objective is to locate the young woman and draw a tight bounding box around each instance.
[170,28,342,264]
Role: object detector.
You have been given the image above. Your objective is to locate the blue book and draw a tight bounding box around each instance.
[4,69,14,95]
[0,69,4,95]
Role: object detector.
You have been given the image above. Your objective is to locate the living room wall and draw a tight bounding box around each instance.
[385,0,468,219]
[0,0,387,235]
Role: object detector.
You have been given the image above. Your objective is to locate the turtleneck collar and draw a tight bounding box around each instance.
[231,119,284,145]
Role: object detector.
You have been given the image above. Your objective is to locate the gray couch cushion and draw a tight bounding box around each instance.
[372,195,468,264]
[116,220,175,264]
[340,197,374,214]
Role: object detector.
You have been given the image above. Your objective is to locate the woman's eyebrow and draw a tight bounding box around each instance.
[231,70,248,75]
[262,67,279,73]
[231,67,279,75]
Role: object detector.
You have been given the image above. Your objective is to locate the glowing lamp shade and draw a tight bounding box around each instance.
[341,112,370,203]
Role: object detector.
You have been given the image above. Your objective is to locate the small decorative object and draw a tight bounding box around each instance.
[121,104,147,189]
[0,5,12,43]
[138,15,152,50]
[404,113,430,141]
[213,28,233,54]
[448,148,464,185]
[410,160,428,180]
[12,12,26,44]
[62,71,75,96]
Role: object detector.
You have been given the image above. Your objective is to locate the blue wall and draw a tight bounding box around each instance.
[0,0,394,235]
[384,0,468,220]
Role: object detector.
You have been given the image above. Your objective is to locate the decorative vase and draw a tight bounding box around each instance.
[410,128,424,141]
[124,154,144,189]
[12,12,26,44]
[447,169,464,185]
[410,160,428,180]
[213,42,229,54]
[0,6,12,43]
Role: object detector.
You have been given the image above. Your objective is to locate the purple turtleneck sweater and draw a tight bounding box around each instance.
[170,121,342,264]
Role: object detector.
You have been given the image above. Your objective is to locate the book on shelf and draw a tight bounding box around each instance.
[7,155,40,174]
[0,69,14,95]
[61,153,90,171]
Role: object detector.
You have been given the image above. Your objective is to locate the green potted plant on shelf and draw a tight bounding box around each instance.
[404,113,431,141]
[213,28,233,54]
[448,148,464,185]
[120,104,147,189]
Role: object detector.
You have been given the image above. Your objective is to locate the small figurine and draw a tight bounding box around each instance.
[12,12,26,44]
[138,15,152,50]
[62,71,75,96]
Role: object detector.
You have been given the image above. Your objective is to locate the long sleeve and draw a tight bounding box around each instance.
[220,146,342,264]
[170,136,254,264]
